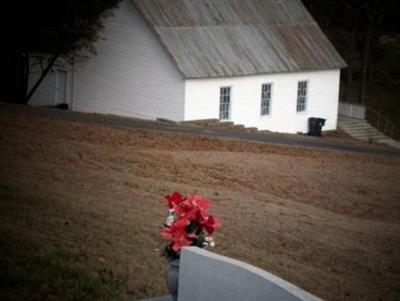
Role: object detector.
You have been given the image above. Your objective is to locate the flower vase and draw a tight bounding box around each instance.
[166,259,180,301]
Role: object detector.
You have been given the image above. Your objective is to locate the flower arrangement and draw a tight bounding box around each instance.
[162,192,221,259]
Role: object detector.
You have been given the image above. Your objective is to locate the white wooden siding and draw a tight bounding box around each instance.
[184,70,341,134]
[28,59,73,107]
[338,102,366,119]
[72,0,185,121]
[71,0,185,121]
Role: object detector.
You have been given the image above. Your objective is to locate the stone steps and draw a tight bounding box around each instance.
[338,116,400,148]
[181,119,255,132]
[180,119,220,126]
[244,127,258,132]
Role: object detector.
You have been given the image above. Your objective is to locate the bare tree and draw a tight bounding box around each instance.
[0,0,121,104]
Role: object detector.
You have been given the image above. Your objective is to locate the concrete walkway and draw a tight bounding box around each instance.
[1,103,399,156]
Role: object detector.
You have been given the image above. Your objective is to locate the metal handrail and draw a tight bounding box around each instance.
[365,106,397,139]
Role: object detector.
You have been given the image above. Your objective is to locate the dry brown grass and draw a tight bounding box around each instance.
[0,111,399,301]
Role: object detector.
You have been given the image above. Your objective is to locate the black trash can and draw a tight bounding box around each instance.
[308,117,326,136]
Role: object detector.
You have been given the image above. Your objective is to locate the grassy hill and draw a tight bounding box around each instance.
[0,109,399,301]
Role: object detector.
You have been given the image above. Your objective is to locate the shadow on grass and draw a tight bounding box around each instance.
[0,233,118,301]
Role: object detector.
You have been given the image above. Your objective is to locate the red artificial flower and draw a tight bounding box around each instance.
[195,210,210,225]
[172,194,209,221]
[204,215,221,235]
[162,222,197,252]
[165,192,185,209]
[186,195,209,210]
[172,202,197,222]
[162,192,220,253]
[162,218,186,239]
[171,231,196,252]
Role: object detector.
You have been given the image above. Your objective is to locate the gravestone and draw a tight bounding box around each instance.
[140,247,322,301]
[178,247,322,301]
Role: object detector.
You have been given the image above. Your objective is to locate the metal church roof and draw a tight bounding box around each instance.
[133,0,347,78]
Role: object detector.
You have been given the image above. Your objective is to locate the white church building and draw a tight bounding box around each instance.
[28,0,346,134]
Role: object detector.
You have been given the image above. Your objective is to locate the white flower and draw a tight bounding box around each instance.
[204,236,216,247]
[165,209,175,227]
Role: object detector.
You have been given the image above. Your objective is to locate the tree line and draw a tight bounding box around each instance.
[303,0,400,104]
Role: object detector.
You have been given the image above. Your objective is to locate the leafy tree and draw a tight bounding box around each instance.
[0,0,121,103]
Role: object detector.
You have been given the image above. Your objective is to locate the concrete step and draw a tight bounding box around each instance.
[245,127,258,132]
[183,119,253,132]
[339,126,373,132]
[352,133,386,140]
[346,133,384,138]
[337,116,398,147]
[338,119,369,125]
[181,119,219,126]
[340,119,372,124]
[338,124,373,130]
[344,127,381,133]
[339,122,372,127]
[350,134,387,140]
[337,121,369,127]
[342,129,385,136]
[232,124,245,129]
[205,122,235,129]
[214,121,234,126]
[340,127,385,136]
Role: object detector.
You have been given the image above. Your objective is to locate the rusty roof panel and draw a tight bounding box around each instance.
[133,0,347,78]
